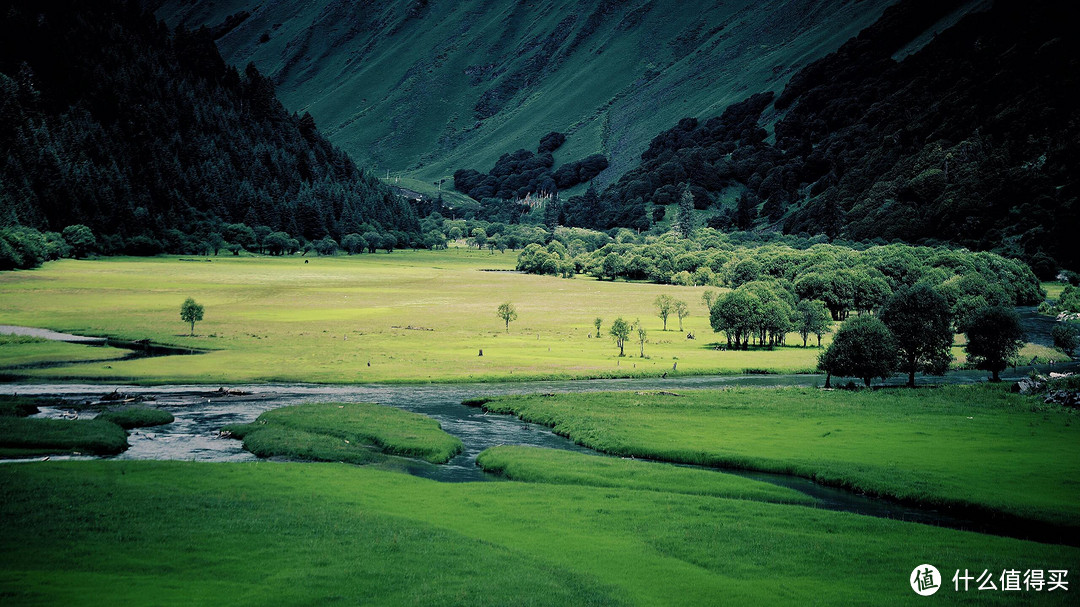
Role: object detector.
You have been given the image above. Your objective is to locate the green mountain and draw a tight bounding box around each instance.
[575,0,1079,271]
[0,0,418,260]
[154,0,903,188]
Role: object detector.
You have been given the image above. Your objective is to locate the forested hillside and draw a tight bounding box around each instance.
[0,0,418,260]
[153,0,898,186]
[576,0,1078,271]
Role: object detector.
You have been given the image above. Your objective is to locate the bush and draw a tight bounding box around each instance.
[1052,324,1079,356]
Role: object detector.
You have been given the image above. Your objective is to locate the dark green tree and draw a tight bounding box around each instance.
[674,185,695,238]
[880,284,953,387]
[818,316,897,388]
[710,289,760,349]
[61,225,96,258]
[1052,324,1078,357]
[964,306,1024,382]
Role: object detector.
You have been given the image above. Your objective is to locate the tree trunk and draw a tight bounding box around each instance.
[824,373,831,389]
[991,369,1000,382]
[908,370,916,388]
[189,321,194,336]
[864,377,872,388]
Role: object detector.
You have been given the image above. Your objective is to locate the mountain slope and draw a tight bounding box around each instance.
[575,0,1078,271]
[154,0,899,187]
[0,0,418,253]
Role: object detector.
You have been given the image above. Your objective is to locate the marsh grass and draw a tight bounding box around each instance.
[476,384,1080,526]
[225,402,463,464]
[476,445,814,504]
[0,394,51,417]
[95,406,174,429]
[0,418,127,457]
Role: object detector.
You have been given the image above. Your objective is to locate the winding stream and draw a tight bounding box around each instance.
[3,365,1077,546]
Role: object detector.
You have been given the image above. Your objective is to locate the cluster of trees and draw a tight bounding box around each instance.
[816,284,1026,387]
[452,132,609,206]
[532,1,1077,273]
[0,225,73,270]
[708,286,830,350]
[517,230,1044,321]
[0,0,418,268]
[1041,285,1080,316]
[0,219,426,266]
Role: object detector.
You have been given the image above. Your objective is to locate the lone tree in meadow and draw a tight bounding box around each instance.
[965,306,1024,381]
[795,299,831,347]
[594,317,603,338]
[817,316,897,388]
[497,302,518,332]
[610,317,631,357]
[880,284,953,387]
[180,297,204,336]
[654,294,675,331]
[674,300,689,332]
[635,319,647,357]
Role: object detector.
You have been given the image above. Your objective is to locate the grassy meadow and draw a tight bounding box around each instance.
[2,461,1078,606]
[0,334,129,370]
[0,252,829,384]
[476,385,1080,526]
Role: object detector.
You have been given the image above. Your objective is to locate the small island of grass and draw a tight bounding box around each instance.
[96,406,175,429]
[223,402,463,465]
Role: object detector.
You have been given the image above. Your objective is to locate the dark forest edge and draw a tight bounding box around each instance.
[0,0,419,267]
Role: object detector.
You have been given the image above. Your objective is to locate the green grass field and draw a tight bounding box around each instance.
[1,461,1077,606]
[0,334,128,369]
[0,253,829,384]
[0,417,128,457]
[476,385,1080,526]
[476,445,813,505]
[225,402,463,464]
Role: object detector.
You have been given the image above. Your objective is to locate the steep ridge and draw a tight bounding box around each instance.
[0,0,419,255]
[155,0,899,186]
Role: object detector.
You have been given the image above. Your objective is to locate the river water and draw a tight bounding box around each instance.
[3,364,1077,546]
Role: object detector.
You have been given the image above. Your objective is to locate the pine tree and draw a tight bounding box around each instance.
[674,184,695,238]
